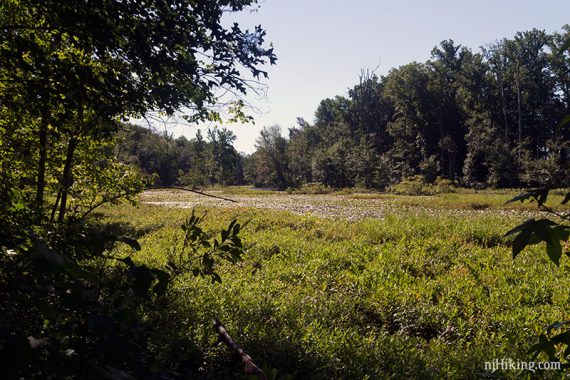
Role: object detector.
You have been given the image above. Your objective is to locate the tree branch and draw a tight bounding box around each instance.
[164,186,238,203]
[79,191,137,220]
[213,320,267,380]
[539,204,570,222]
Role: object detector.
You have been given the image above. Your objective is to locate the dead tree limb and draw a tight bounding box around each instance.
[213,319,267,380]
[164,187,238,203]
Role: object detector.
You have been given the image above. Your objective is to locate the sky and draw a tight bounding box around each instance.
[163,0,570,153]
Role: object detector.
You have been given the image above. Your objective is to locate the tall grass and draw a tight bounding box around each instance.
[100,192,570,379]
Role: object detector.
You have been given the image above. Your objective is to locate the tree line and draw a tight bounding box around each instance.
[117,124,244,187]
[247,27,570,190]
[113,27,570,192]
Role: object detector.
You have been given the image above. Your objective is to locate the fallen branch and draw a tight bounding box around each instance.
[213,319,267,380]
[164,186,238,203]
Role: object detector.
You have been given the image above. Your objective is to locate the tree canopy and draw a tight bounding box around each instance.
[0,0,275,221]
[1,0,276,118]
[246,27,570,190]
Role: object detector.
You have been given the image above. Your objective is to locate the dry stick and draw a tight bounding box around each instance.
[213,320,267,380]
[164,186,238,203]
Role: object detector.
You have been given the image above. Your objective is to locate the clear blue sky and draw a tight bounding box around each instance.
[166,0,570,153]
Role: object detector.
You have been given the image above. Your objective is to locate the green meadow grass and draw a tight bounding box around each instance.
[100,191,570,379]
[354,190,569,211]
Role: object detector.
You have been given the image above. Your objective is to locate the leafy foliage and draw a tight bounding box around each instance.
[0,0,275,222]
[506,187,570,365]
[0,1,272,378]
[166,211,245,284]
[0,205,245,378]
[1,0,276,120]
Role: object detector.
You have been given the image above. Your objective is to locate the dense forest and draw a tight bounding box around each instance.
[248,28,570,189]
[117,124,245,187]
[122,27,570,191]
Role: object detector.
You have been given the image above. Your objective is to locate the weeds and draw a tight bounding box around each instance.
[98,190,570,378]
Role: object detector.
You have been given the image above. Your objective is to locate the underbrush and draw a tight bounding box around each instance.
[388,176,456,196]
[287,183,334,194]
[99,199,570,379]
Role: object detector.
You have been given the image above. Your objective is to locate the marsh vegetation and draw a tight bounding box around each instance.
[96,187,569,378]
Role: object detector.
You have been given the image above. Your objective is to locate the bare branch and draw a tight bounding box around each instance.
[213,320,267,380]
[165,187,238,203]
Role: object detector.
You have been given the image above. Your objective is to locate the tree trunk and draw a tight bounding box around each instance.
[564,82,570,113]
[50,188,61,223]
[34,115,48,222]
[497,70,509,142]
[515,66,523,157]
[451,101,458,180]
[438,106,445,178]
[57,136,78,223]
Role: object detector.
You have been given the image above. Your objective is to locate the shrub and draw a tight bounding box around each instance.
[434,177,456,193]
[290,183,333,194]
[177,170,209,189]
[389,176,435,195]
[389,176,457,196]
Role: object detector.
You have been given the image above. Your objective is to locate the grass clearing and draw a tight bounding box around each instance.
[101,190,570,379]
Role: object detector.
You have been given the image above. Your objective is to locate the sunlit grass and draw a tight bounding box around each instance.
[100,190,570,379]
[351,189,569,210]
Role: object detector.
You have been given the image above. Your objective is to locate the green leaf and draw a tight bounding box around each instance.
[531,219,557,242]
[504,218,535,237]
[218,244,231,252]
[512,229,531,259]
[7,188,27,213]
[528,333,557,360]
[118,256,136,268]
[552,225,570,242]
[202,253,214,268]
[562,192,570,205]
[552,330,570,345]
[506,188,549,206]
[507,219,567,265]
[231,236,243,248]
[210,272,222,284]
[130,265,154,297]
[546,240,562,266]
[63,259,97,282]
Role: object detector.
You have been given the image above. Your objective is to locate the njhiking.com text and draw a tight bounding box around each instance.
[484,358,561,373]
